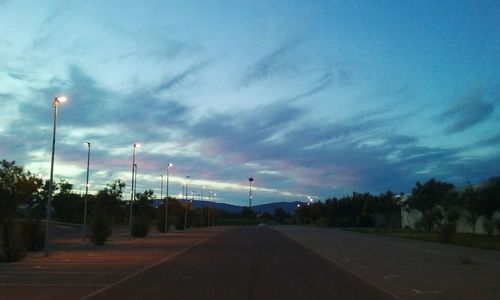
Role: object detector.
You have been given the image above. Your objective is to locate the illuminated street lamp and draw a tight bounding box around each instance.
[160,175,164,203]
[165,163,173,233]
[44,96,67,257]
[201,185,205,227]
[212,192,217,226]
[82,142,91,241]
[184,176,190,230]
[248,177,254,208]
[128,143,140,241]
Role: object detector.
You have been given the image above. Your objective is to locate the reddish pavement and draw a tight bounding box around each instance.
[0,226,397,300]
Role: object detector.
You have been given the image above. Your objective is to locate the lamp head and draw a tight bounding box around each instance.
[55,96,67,103]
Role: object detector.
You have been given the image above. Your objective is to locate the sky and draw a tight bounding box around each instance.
[1,0,499,206]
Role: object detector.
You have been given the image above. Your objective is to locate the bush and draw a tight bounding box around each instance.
[132,215,150,237]
[495,218,500,235]
[439,223,456,242]
[21,219,45,251]
[315,217,329,227]
[356,214,375,227]
[482,217,495,237]
[1,224,26,262]
[90,213,112,245]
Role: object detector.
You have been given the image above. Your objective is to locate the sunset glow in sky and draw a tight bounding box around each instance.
[1,1,499,205]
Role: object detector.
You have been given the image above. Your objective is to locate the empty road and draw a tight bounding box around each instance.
[84,226,396,300]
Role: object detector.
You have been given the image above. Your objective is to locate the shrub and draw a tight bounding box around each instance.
[482,217,495,237]
[315,217,329,227]
[1,224,26,262]
[21,219,45,251]
[132,215,150,237]
[439,223,456,242]
[356,214,375,227]
[90,213,112,246]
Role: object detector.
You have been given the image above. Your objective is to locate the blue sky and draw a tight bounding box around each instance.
[1,0,499,206]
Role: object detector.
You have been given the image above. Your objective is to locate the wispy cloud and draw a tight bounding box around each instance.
[241,39,301,87]
[440,88,494,133]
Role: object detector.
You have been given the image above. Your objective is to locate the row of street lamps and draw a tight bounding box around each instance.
[43,95,240,257]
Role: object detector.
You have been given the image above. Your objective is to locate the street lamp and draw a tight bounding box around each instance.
[160,175,164,203]
[248,177,254,208]
[184,176,190,230]
[165,163,173,233]
[128,143,140,241]
[44,95,66,257]
[212,192,216,226]
[201,186,206,227]
[82,142,91,241]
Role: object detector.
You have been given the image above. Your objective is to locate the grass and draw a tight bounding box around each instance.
[342,227,500,251]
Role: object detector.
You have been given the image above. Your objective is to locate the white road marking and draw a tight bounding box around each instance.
[80,232,223,300]
[382,275,401,280]
[0,283,109,287]
[412,288,443,294]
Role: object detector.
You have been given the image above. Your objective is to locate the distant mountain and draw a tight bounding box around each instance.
[189,200,303,215]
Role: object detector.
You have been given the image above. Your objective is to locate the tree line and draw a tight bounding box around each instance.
[295,177,500,240]
[0,160,217,262]
[2,159,499,262]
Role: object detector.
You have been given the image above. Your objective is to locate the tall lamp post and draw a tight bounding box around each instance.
[128,143,140,241]
[248,177,254,208]
[82,142,91,241]
[212,192,216,226]
[184,176,190,230]
[165,163,173,233]
[160,175,164,203]
[44,96,67,257]
[200,186,205,227]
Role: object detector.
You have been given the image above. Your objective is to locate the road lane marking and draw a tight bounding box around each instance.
[80,232,223,300]
[382,275,401,280]
[412,288,443,294]
[0,283,110,287]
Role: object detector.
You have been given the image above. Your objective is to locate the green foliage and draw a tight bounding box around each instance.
[439,222,456,242]
[273,207,290,224]
[1,224,26,262]
[478,177,500,219]
[21,219,45,251]
[407,179,457,232]
[132,215,150,237]
[482,217,496,237]
[0,160,42,262]
[315,216,329,227]
[90,212,112,246]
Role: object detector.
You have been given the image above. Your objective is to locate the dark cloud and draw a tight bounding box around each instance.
[440,88,494,133]
[187,98,476,197]
[154,60,211,93]
[479,133,500,146]
[241,40,301,86]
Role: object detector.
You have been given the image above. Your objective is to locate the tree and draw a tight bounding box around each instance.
[0,160,42,261]
[273,207,289,224]
[52,180,85,223]
[478,177,500,236]
[132,189,155,237]
[462,186,481,235]
[407,179,456,232]
[89,180,125,245]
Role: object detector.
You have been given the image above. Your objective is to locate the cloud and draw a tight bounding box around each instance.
[241,39,301,86]
[154,60,211,94]
[479,133,500,146]
[440,88,494,133]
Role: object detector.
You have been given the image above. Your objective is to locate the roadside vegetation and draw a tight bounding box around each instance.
[1,158,499,262]
[344,228,500,251]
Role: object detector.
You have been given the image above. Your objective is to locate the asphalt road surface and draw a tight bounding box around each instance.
[84,227,396,300]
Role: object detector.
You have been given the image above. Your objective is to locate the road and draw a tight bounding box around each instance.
[3,225,498,299]
[84,226,395,300]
